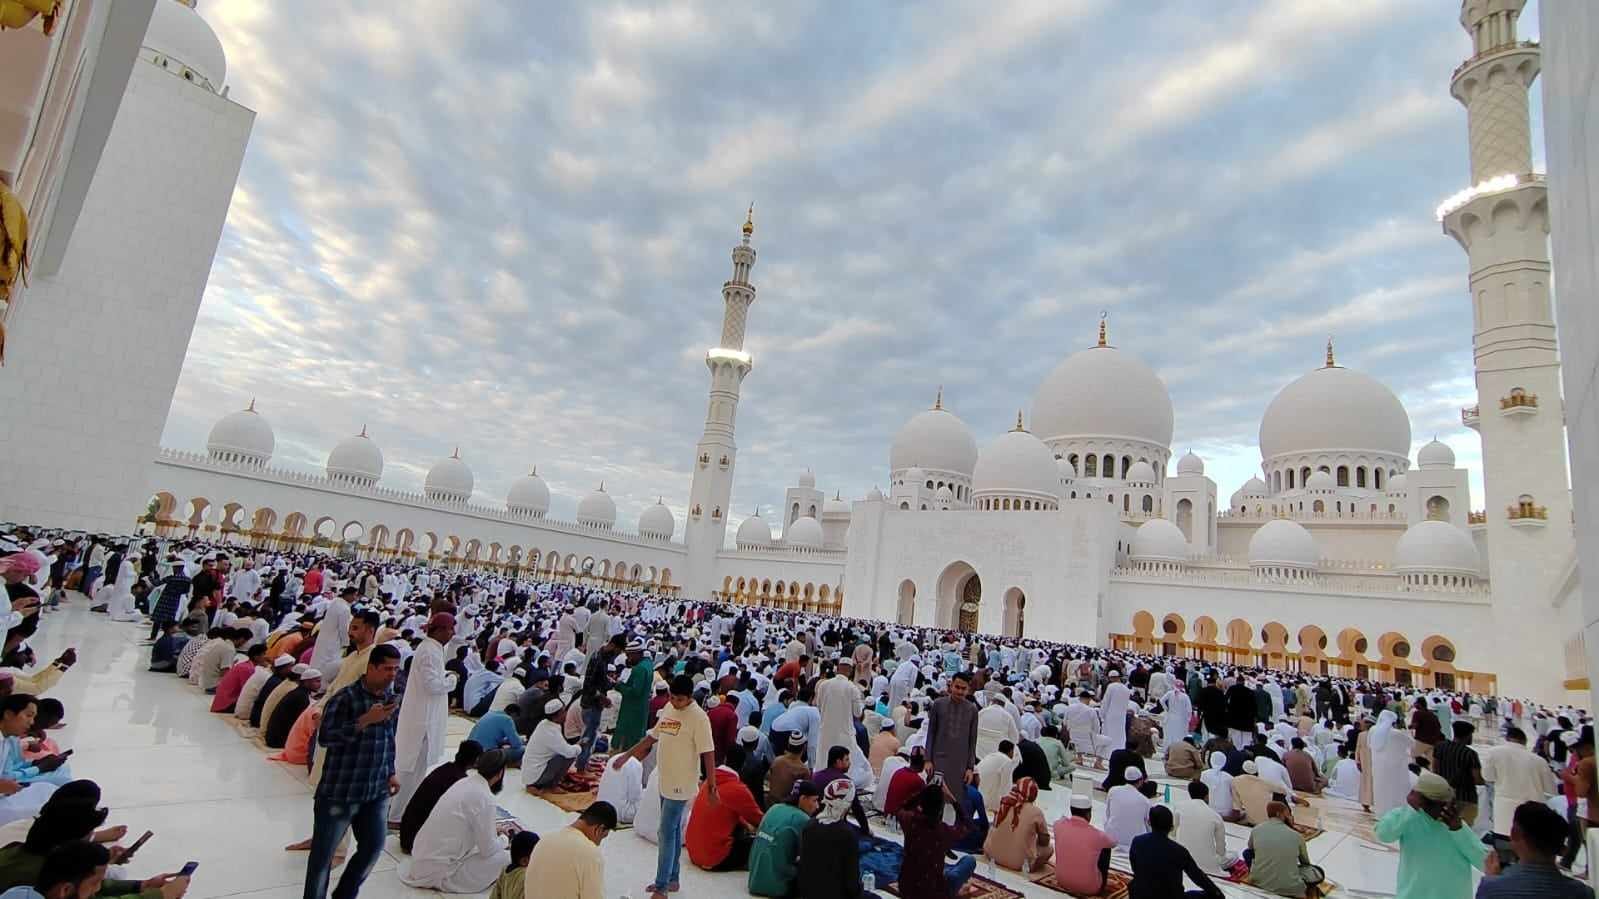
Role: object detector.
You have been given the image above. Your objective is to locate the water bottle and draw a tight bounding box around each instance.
[863,872,876,892]
[1022,855,1032,876]
[985,851,997,877]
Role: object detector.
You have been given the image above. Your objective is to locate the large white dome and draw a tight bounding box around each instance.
[1031,337,1174,448]
[890,396,978,477]
[1248,519,1319,568]
[1394,520,1480,574]
[143,0,227,92]
[207,401,274,463]
[972,423,1062,502]
[1131,519,1189,563]
[1387,472,1409,493]
[326,427,382,483]
[506,468,551,515]
[1416,438,1456,470]
[577,485,616,529]
[785,515,824,548]
[425,450,474,500]
[1259,359,1411,461]
[638,499,675,539]
[736,512,773,548]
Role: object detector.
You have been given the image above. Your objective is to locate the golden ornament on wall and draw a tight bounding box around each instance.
[0,0,60,34]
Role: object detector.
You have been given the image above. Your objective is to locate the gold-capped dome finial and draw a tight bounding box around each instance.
[933,385,943,410]
[1097,311,1108,348]
[1325,336,1336,368]
[530,465,537,476]
[1013,410,1026,432]
[358,423,367,438]
[742,203,754,237]
[451,446,460,459]
[246,397,257,412]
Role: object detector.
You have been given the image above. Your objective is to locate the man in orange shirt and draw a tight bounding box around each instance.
[686,743,764,871]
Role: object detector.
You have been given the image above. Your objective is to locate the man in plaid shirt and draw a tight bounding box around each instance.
[303,642,403,899]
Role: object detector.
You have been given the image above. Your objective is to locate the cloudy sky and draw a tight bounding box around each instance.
[162,0,1545,539]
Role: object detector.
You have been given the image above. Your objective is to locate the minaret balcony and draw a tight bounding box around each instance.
[1499,389,1538,417]
[1451,40,1539,84]
[1506,499,1547,528]
[1461,405,1480,430]
[1467,511,1487,526]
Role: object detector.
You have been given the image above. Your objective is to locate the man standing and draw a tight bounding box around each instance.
[611,675,717,899]
[575,635,623,769]
[1374,771,1485,899]
[1432,721,1485,827]
[926,671,978,812]
[231,557,262,604]
[309,587,354,684]
[390,613,458,826]
[815,658,863,777]
[1098,670,1130,755]
[613,639,654,752]
[1481,726,1555,838]
[303,643,402,899]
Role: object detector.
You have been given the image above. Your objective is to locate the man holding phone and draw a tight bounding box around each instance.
[1478,801,1595,897]
[302,643,402,899]
[1374,771,1486,899]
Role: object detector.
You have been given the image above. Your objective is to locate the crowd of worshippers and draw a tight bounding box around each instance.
[0,529,200,899]
[9,525,1599,899]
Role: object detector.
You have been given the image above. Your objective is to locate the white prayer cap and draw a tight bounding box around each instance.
[300,667,323,682]
[738,725,761,744]
[274,655,295,667]
[1070,795,1093,810]
[1242,760,1259,774]
[291,664,310,676]
[1125,766,1144,782]
[544,699,565,714]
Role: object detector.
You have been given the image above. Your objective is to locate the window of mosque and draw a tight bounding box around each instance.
[1375,469,1384,489]
[1286,470,1294,489]
[1356,467,1367,488]
[1337,466,1349,486]
[1432,645,1455,663]
[1121,456,1132,478]
[1142,494,1154,514]
[1313,500,1324,514]
[1123,495,1130,512]
[1354,637,1369,654]
[1392,640,1411,658]
[1426,495,1450,520]
[1085,456,1097,477]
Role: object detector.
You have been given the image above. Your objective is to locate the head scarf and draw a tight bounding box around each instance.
[995,777,1039,830]
[1369,710,1399,751]
[817,777,855,825]
[0,553,41,577]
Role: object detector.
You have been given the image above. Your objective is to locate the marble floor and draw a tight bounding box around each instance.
[36,602,1404,898]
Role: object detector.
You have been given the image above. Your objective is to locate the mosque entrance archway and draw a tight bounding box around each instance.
[935,561,980,632]
[896,580,915,626]
[1001,588,1025,638]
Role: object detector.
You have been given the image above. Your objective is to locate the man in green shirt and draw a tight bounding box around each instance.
[1038,724,1075,784]
[1375,770,1485,899]
[612,640,654,752]
[1246,802,1317,897]
[747,781,820,897]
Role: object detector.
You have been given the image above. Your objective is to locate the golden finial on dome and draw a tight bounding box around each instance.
[1097,311,1108,348]
[531,465,537,476]
[742,203,754,236]
[246,397,257,412]
[358,424,367,437]
[933,385,943,410]
[598,481,605,492]
[1325,336,1336,368]
[1013,410,1026,432]
[451,446,460,459]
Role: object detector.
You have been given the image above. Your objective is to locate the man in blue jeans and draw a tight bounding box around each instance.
[575,634,625,768]
[610,674,718,899]
[303,643,403,899]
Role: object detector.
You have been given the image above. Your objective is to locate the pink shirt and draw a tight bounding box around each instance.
[210,660,259,713]
[1052,816,1116,895]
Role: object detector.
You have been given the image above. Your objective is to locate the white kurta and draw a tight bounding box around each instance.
[975,703,1020,761]
[106,561,141,622]
[816,675,863,764]
[1099,682,1131,753]
[1161,690,1192,749]
[392,637,457,822]
[596,756,644,824]
[309,598,352,683]
[397,771,509,893]
[1368,716,1415,817]
[1062,702,1099,755]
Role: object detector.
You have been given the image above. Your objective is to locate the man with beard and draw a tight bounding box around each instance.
[398,749,515,893]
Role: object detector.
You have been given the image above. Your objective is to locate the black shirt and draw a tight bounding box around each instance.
[398,761,467,853]
[1433,738,1482,804]
[795,820,864,899]
[1128,832,1224,899]
[264,686,311,749]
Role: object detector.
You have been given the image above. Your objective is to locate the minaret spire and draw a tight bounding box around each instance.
[1097,311,1108,347]
[1324,336,1336,368]
[933,386,943,410]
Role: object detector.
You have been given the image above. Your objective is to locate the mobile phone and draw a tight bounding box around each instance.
[126,830,154,856]
[178,862,198,878]
[59,749,73,758]
[1490,835,1516,869]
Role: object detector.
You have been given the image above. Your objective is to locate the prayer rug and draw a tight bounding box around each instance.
[1028,868,1132,898]
[1290,821,1324,841]
[886,873,1027,899]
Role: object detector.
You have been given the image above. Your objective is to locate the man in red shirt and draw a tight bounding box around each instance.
[302,561,324,598]
[885,748,932,815]
[686,744,764,871]
[706,684,741,765]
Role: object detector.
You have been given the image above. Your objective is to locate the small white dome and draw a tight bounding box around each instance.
[1056,457,1077,481]
[207,401,274,463]
[143,0,227,92]
[798,469,816,488]
[1032,339,1174,448]
[326,427,383,483]
[1394,520,1480,574]
[1242,476,1268,496]
[866,486,885,501]
[1259,359,1411,461]
[935,485,954,502]
[890,393,979,478]
[736,513,773,548]
[972,424,1062,503]
[1126,460,1157,483]
[1417,438,1456,469]
[785,515,824,548]
[577,485,617,528]
[1176,451,1205,476]
[506,468,551,515]
[1388,472,1409,493]
[1131,519,1190,564]
[903,466,927,485]
[1248,519,1319,569]
[639,500,675,538]
[425,450,474,500]
[1305,470,1335,490]
[822,494,851,518]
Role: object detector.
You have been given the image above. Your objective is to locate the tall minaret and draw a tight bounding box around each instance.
[682,208,758,600]
[1439,0,1572,700]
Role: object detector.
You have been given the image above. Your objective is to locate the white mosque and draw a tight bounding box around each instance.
[56,0,1577,702]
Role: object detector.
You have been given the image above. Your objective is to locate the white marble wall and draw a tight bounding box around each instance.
[0,59,251,532]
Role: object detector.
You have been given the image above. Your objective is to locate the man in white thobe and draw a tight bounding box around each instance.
[1098,672,1131,755]
[230,558,262,604]
[583,603,610,658]
[397,754,511,893]
[309,589,353,683]
[1161,684,1193,750]
[976,698,1020,761]
[1480,727,1556,836]
[888,656,919,711]
[1062,692,1102,764]
[816,659,865,778]
[391,613,459,825]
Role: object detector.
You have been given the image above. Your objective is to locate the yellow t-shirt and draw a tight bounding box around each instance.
[653,702,714,800]
[524,826,602,899]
